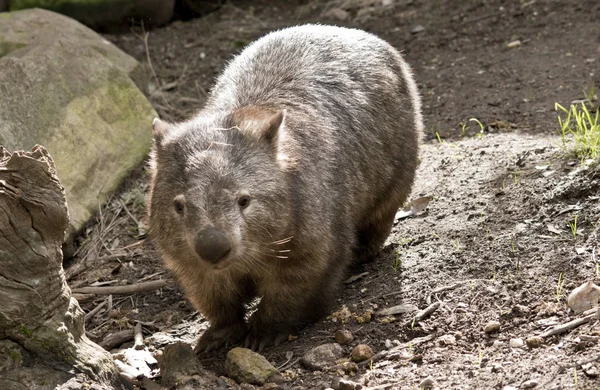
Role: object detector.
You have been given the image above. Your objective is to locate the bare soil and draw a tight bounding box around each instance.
[69,1,600,389]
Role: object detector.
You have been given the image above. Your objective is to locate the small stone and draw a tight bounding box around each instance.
[351,344,374,363]
[224,347,279,385]
[334,360,359,375]
[526,336,544,348]
[492,340,504,348]
[511,304,529,316]
[384,339,393,349]
[411,25,425,34]
[160,342,203,387]
[437,334,456,346]
[491,363,504,373]
[338,379,362,390]
[582,363,599,377]
[418,376,435,389]
[334,329,354,345]
[509,338,524,348]
[484,320,501,334]
[506,40,521,49]
[301,343,345,370]
[521,379,538,389]
[326,8,350,21]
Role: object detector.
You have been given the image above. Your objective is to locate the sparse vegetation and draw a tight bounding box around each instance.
[555,101,600,161]
[556,273,565,302]
[569,214,579,240]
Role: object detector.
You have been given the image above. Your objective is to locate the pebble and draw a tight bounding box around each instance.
[509,338,524,348]
[492,340,504,348]
[334,329,354,345]
[437,334,456,346]
[526,336,544,348]
[351,344,374,363]
[484,320,501,334]
[384,339,393,349]
[491,363,504,373]
[338,379,362,390]
[301,343,345,370]
[224,347,279,385]
[159,342,203,387]
[521,380,538,388]
[411,25,426,34]
[326,8,350,21]
[418,376,435,389]
[583,363,599,377]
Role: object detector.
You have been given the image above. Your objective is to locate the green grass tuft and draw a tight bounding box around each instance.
[555,102,600,161]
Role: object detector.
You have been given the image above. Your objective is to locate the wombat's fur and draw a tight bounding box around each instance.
[148,25,422,352]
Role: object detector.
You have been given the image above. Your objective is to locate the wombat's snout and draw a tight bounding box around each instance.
[194,227,231,264]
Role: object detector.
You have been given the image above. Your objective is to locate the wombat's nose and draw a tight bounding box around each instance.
[194,227,231,264]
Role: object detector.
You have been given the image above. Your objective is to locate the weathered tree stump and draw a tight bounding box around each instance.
[0,146,123,389]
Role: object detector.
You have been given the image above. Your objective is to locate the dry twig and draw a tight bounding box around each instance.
[72,280,168,295]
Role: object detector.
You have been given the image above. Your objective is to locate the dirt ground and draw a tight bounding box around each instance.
[68,0,600,389]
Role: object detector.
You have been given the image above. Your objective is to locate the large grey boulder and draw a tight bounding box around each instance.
[6,0,175,30]
[0,8,156,234]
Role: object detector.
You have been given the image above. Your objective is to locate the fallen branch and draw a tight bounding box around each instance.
[539,311,598,338]
[359,333,436,367]
[134,322,144,350]
[84,300,107,322]
[72,280,168,295]
[99,329,135,350]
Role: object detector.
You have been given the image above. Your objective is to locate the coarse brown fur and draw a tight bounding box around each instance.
[147,24,423,352]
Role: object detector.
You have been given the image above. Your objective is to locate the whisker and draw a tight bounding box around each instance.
[267,236,293,245]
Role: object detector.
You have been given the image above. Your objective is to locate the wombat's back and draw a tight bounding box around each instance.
[207,24,422,230]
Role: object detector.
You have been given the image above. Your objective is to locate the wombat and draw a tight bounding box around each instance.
[148,24,422,353]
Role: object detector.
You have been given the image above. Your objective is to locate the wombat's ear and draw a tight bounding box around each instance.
[230,107,284,144]
[152,118,170,143]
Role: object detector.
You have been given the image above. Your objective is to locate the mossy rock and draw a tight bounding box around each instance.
[0,8,157,234]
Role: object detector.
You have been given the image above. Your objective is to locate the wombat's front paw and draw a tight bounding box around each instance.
[244,323,293,352]
[194,322,247,354]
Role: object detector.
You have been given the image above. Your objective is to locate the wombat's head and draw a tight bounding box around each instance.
[148,107,292,273]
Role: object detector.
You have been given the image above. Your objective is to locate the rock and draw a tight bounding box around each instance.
[582,363,598,377]
[492,340,504,349]
[9,0,175,30]
[418,376,435,389]
[384,339,393,349]
[224,348,279,385]
[334,329,354,345]
[506,40,521,49]
[521,379,538,388]
[567,281,600,314]
[334,360,359,375]
[0,9,156,236]
[437,334,457,346]
[484,320,501,334]
[411,25,425,34]
[338,378,362,390]
[526,336,544,348]
[325,8,350,21]
[509,338,524,348]
[351,344,374,363]
[491,363,504,373]
[160,342,219,387]
[301,343,345,370]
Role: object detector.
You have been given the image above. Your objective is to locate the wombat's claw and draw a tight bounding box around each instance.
[244,329,290,352]
[194,323,247,355]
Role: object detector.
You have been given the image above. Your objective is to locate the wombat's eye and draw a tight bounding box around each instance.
[173,195,186,215]
[238,195,250,209]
